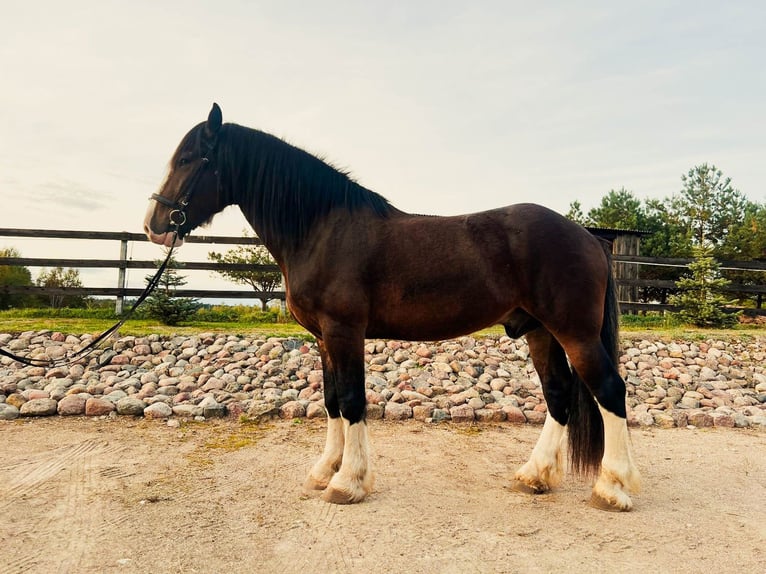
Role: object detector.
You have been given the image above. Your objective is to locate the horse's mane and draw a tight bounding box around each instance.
[218,123,395,251]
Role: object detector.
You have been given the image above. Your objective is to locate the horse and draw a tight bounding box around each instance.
[144,103,640,511]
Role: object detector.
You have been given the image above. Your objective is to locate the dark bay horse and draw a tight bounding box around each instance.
[144,104,640,511]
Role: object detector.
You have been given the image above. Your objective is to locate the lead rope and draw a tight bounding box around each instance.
[0,231,179,369]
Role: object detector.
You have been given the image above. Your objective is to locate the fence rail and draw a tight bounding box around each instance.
[1,285,283,300]
[1,228,765,315]
[0,228,264,244]
[0,257,278,273]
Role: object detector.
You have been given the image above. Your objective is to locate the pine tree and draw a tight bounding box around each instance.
[669,246,739,328]
[144,253,201,325]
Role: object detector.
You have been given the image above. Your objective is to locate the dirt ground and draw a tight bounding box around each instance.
[1,418,764,574]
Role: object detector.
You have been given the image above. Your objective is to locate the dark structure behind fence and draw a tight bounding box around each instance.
[1,228,764,316]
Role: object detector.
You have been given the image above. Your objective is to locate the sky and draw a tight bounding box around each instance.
[1,0,764,296]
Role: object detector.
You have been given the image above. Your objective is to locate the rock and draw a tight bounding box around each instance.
[0,332,763,433]
[144,402,173,419]
[200,396,226,418]
[711,413,736,428]
[699,367,717,381]
[279,401,306,419]
[85,397,116,416]
[654,413,677,428]
[0,403,20,420]
[172,404,203,418]
[412,404,435,421]
[475,408,505,422]
[247,402,278,419]
[6,393,26,409]
[671,410,689,428]
[634,411,655,427]
[384,402,413,420]
[430,408,450,423]
[19,398,58,417]
[116,397,147,416]
[58,394,88,416]
[105,390,128,403]
[687,411,714,428]
[225,401,246,419]
[523,410,546,425]
[8,339,27,351]
[467,397,485,410]
[97,350,118,367]
[680,396,700,409]
[450,404,475,423]
[306,402,327,419]
[502,405,526,424]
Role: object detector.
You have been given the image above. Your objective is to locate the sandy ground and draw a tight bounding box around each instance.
[0,417,764,574]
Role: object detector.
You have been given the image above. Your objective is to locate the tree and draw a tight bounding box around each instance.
[716,201,766,306]
[0,247,33,309]
[208,231,282,311]
[675,164,748,249]
[586,187,645,230]
[669,246,738,328]
[36,267,85,308]
[719,201,766,260]
[565,200,587,225]
[143,254,201,325]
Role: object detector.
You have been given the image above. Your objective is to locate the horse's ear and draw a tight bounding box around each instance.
[205,103,222,137]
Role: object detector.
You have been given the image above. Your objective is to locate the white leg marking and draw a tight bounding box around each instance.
[322,418,374,504]
[592,405,641,511]
[513,414,565,492]
[304,416,344,491]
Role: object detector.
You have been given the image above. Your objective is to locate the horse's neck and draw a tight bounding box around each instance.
[225,125,397,263]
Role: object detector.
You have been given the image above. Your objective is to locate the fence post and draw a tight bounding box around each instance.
[279,275,287,316]
[115,239,128,315]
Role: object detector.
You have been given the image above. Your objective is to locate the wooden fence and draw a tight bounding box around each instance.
[1,228,765,315]
[0,228,285,313]
[609,255,766,315]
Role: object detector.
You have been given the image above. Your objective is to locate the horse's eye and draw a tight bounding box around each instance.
[178,158,189,167]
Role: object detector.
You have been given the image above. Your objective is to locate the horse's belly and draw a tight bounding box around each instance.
[366,287,512,341]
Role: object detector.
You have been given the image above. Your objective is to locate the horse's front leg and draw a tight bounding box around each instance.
[304,416,344,491]
[304,340,346,491]
[314,329,373,504]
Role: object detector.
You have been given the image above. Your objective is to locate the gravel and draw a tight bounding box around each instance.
[0,330,764,429]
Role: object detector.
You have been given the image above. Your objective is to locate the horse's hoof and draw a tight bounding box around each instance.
[511,479,549,495]
[321,485,364,505]
[589,491,633,512]
[303,475,329,492]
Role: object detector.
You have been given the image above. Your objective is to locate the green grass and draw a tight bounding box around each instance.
[0,308,312,339]
[0,308,762,341]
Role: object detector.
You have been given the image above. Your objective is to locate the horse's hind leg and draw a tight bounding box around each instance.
[513,328,571,493]
[565,339,641,511]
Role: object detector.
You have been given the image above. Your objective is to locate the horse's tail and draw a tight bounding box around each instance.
[567,240,619,476]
